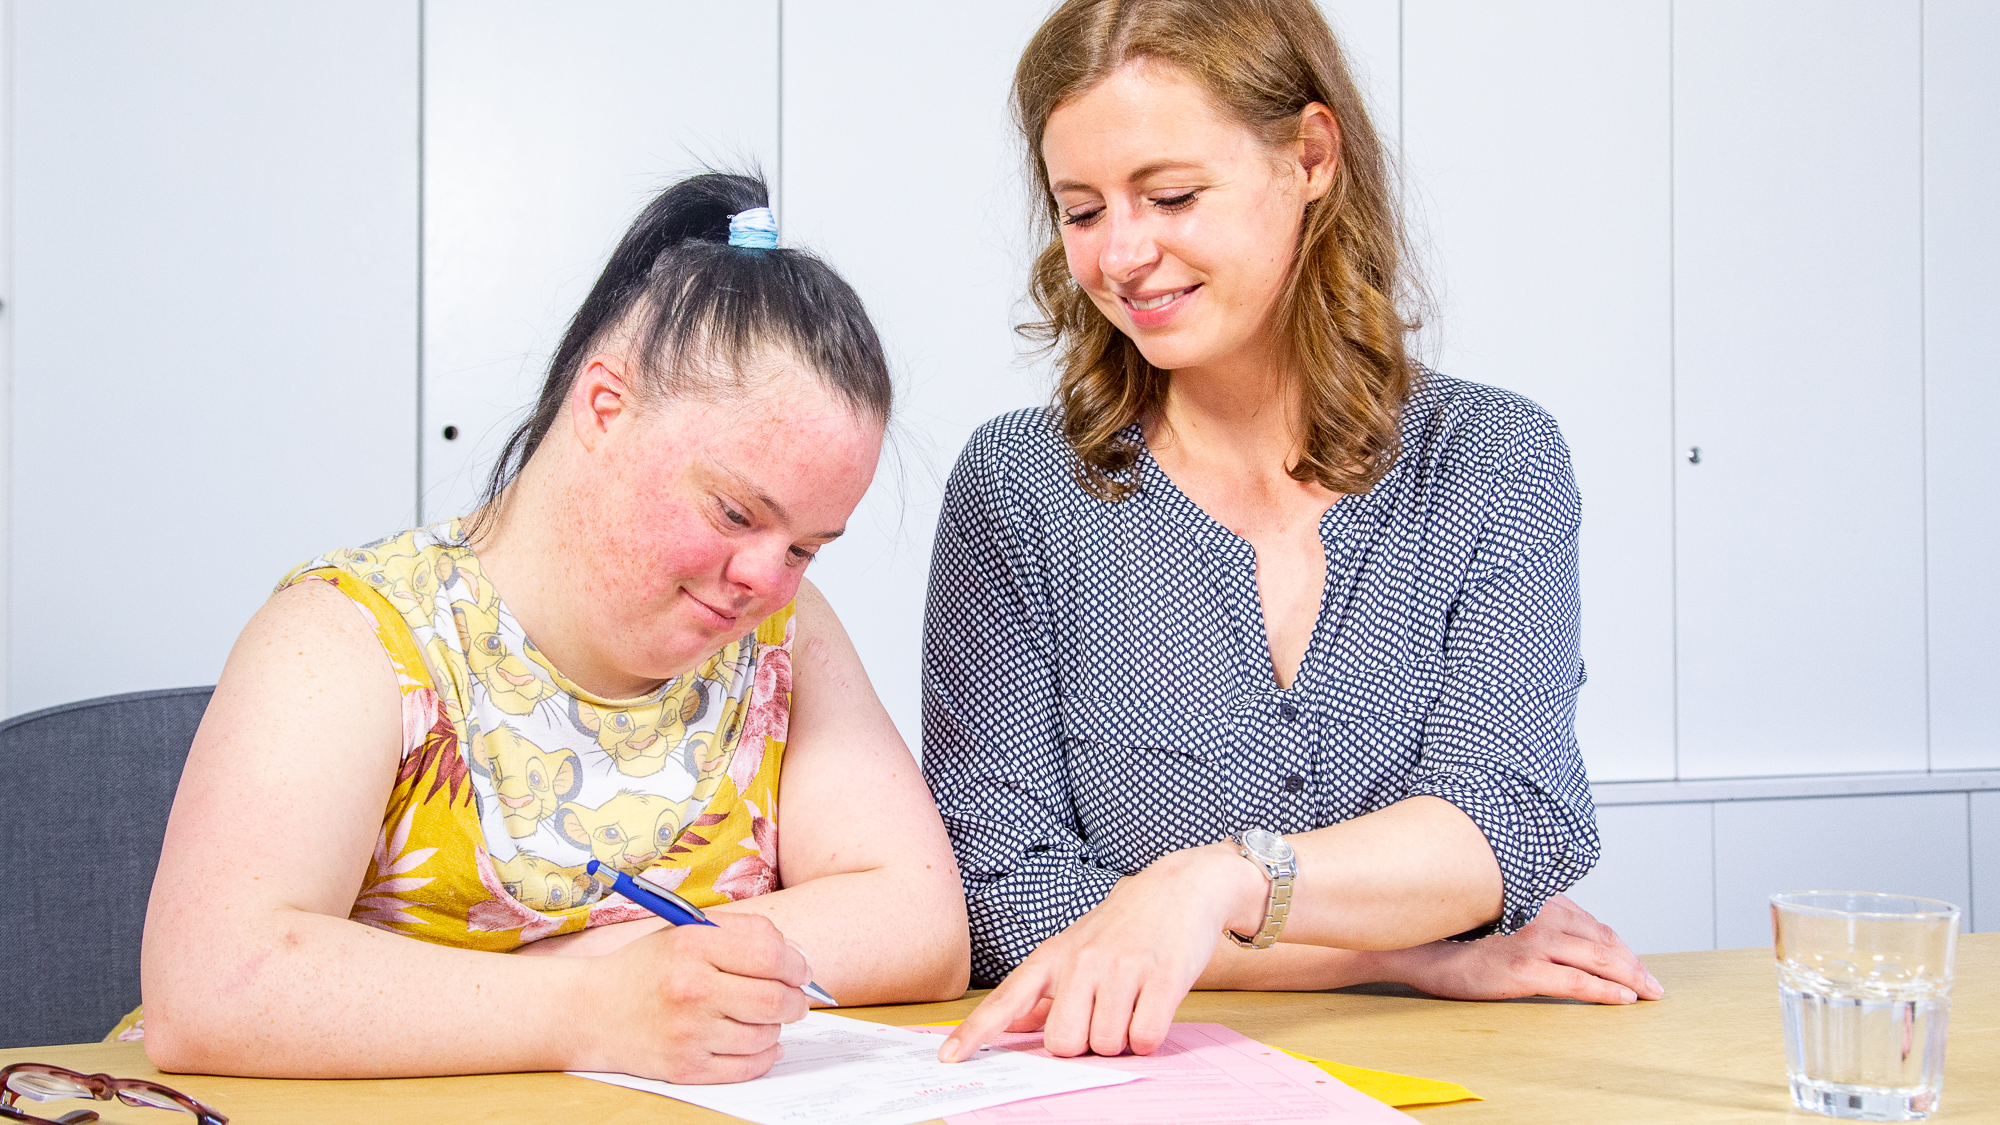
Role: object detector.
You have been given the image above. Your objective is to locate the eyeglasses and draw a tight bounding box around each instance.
[0,1064,226,1125]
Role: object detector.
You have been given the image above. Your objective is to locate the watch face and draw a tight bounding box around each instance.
[1240,828,1294,864]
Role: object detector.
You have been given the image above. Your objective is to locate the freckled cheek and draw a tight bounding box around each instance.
[596,507,727,602]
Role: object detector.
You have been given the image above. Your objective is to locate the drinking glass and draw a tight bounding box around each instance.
[1770,891,1959,1121]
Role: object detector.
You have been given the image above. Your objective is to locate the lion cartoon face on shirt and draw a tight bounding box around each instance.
[349,538,442,612]
[453,600,558,715]
[468,721,581,838]
[685,688,738,802]
[492,851,591,912]
[572,684,710,778]
[555,790,689,875]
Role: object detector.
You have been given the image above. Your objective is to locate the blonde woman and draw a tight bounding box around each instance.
[925,0,1655,1062]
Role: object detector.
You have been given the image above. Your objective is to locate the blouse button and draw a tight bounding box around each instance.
[1284,774,1306,793]
[1277,703,1298,722]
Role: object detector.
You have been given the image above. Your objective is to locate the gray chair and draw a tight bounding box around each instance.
[0,686,213,1048]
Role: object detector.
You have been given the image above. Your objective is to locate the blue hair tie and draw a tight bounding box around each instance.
[727,206,779,250]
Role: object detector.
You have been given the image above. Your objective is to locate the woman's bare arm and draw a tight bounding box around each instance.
[140,581,808,1080]
[518,581,971,1005]
[943,800,1655,1061]
[707,579,970,1003]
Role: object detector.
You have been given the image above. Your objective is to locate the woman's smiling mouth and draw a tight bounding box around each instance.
[1119,285,1199,326]
[681,588,741,628]
[1125,287,1193,310]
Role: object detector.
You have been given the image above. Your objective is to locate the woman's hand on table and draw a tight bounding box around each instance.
[939,843,1266,1063]
[1376,894,1663,1004]
[586,912,816,1083]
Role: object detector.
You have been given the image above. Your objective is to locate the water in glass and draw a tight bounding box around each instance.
[1779,955,1949,1119]
[1771,891,1958,1122]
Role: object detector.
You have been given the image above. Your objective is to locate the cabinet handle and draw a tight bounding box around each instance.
[1687,446,1701,465]
[443,425,459,441]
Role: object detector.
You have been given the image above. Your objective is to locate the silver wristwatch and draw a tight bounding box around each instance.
[1226,829,1297,949]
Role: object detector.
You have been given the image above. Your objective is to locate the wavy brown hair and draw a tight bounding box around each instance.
[1015,0,1420,500]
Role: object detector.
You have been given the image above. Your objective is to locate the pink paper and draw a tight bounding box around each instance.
[906,1023,1416,1124]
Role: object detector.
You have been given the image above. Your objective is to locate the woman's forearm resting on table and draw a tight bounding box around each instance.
[1260,795,1507,950]
[512,864,968,1007]
[143,849,960,1079]
[142,902,814,1080]
[142,905,593,1077]
[706,863,971,1005]
[1197,894,1660,1006]
[956,794,1506,986]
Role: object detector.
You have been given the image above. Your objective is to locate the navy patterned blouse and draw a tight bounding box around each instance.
[921,372,1600,986]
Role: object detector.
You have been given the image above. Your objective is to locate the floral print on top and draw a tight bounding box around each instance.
[106,522,793,1041]
[304,521,794,949]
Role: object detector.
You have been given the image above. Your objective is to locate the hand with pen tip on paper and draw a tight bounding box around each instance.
[583,911,816,1084]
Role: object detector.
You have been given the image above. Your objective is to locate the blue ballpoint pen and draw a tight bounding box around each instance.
[585,859,837,1006]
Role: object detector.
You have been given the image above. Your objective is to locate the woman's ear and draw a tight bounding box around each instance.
[1297,102,1341,203]
[569,354,635,453]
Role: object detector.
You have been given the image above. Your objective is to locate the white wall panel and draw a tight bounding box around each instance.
[1713,793,1971,949]
[1566,802,1713,954]
[420,1,778,522]
[1672,1,1926,778]
[9,1,419,715]
[1319,1,1400,147]
[781,0,1052,750]
[1973,792,1999,934]
[1923,0,2000,772]
[1403,1,1673,781]
[0,8,13,710]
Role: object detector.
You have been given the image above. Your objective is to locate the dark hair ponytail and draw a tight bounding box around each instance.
[467,170,891,535]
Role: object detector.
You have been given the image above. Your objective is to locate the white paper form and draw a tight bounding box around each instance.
[568,1012,1140,1125]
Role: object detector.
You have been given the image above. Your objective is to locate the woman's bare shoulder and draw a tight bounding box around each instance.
[198,576,406,764]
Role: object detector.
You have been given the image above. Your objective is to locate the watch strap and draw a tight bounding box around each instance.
[1226,834,1297,950]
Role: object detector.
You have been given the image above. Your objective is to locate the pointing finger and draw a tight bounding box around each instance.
[941,965,1052,1063]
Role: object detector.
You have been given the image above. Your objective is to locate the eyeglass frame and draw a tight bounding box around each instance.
[0,1064,226,1125]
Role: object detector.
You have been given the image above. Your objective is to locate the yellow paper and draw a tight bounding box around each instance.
[1278,1048,1482,1108]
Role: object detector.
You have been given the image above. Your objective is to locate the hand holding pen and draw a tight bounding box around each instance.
[586,860,838,1006]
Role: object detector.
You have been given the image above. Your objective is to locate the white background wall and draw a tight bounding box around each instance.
[9,1,419,716]
[1925,0,2000,773]
[1671,1,1928,780]
[420,0,780,521]
[5,1,1995,948]
[1400,1,1676,781]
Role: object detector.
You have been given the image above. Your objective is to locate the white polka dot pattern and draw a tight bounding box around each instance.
[921,372,1600,986]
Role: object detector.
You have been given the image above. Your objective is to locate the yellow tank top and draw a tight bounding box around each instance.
[285,521,792,950]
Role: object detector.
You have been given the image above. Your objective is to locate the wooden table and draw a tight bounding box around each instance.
[5,935,1993,1124]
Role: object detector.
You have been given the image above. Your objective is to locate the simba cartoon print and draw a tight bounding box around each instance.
[492,851,591,912]
[276,521,794,954]
[572,691,704,782]
[468,722,581,839]
[452,600,561,716]
[556,790,691,875]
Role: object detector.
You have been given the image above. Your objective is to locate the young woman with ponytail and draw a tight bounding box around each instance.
[925,0,1658,1064]
[140,173,969,1082]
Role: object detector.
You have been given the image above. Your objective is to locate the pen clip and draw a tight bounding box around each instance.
[586,860,709,922]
